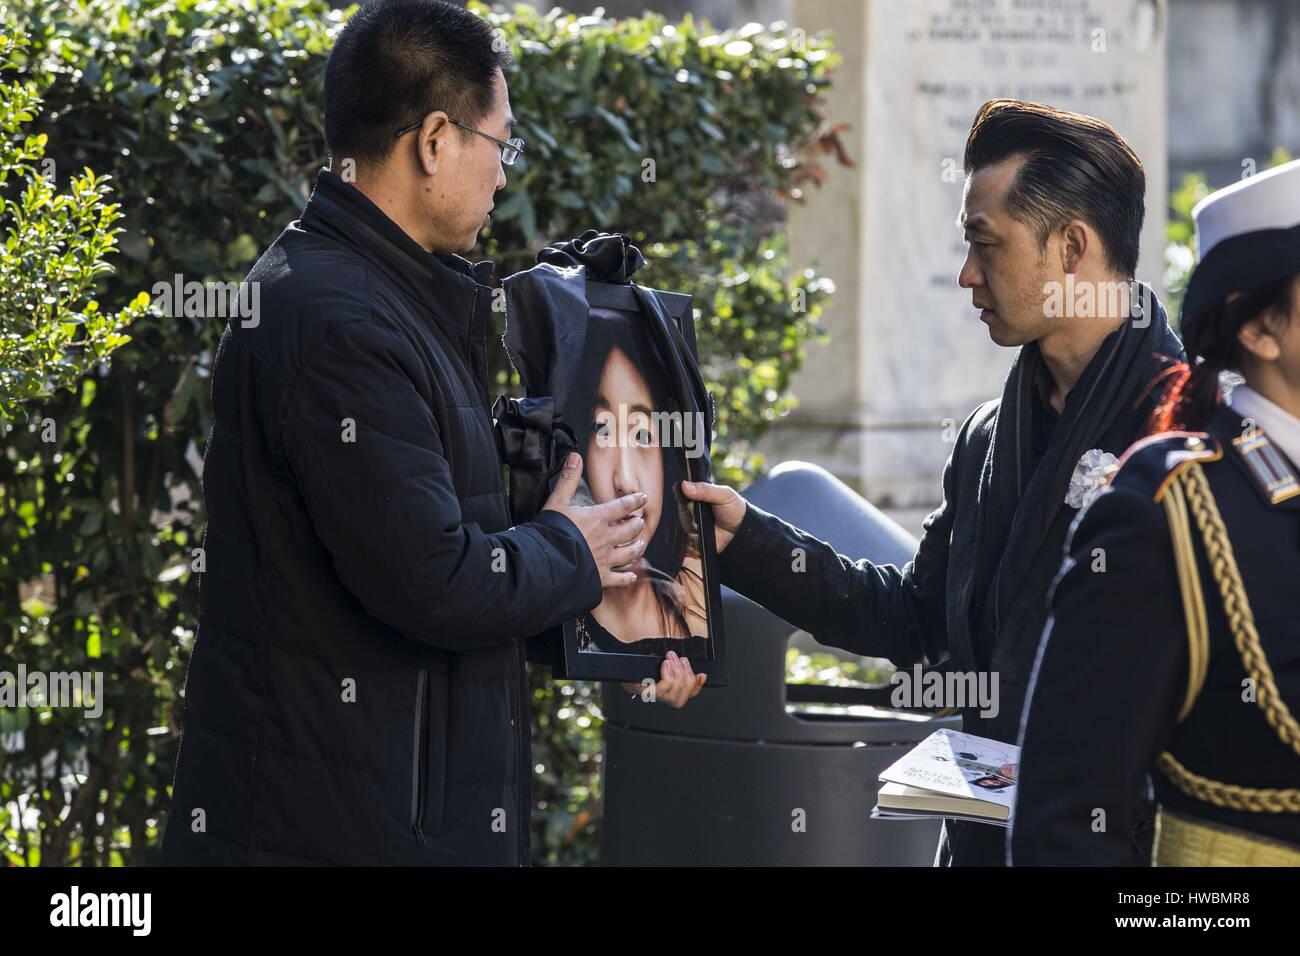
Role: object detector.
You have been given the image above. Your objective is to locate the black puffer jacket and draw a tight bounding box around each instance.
[160,169,601,866]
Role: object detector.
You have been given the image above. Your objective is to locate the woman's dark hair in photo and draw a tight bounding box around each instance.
[1146,276,1297,435]
[964,99,1146,278]
[324,0,511,167]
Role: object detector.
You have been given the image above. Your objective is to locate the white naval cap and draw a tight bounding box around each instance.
[1181,158,1300,353]
[1193,158,1300,260]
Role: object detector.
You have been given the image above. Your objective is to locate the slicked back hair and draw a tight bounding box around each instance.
[324,0,512,167]
[963,99,1145,277]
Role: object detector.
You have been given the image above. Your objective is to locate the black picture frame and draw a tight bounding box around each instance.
[545,281,728,686]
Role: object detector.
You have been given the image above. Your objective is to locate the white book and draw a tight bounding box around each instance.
[872,729,1020,827]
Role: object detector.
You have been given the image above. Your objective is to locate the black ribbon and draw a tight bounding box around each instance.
[536,229,645,283]
[492,394,579,525]
[538,230,714,476]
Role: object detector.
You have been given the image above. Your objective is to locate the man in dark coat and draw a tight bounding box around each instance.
[682,100,1185,866]
[161,0,700,867]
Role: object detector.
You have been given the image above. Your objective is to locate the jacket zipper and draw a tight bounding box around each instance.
[468,287,493,409]
[411,669,429,847]
[515,641,529,865]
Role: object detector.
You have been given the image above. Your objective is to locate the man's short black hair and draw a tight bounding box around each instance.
[963,99,1145,277]
[324,0,512,167]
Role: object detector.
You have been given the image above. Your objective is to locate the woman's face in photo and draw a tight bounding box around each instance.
[585,346,663,549]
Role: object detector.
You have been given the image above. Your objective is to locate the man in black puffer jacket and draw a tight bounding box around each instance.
[160,0,698,866]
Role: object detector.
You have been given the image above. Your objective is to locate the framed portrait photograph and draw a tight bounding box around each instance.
[545,282,728,685]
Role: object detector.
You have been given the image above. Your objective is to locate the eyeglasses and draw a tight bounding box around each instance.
[395,116,525,166]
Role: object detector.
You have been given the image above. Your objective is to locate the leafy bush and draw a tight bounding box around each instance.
[0,21,146,432]
[0,0,841,865]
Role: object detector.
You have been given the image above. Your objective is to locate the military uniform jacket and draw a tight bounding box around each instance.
[1010,401,1300,865]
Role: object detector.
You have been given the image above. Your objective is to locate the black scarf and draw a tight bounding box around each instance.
[965,283,1185,665]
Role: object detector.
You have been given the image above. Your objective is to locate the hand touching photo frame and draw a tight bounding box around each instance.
[501,247,728,685]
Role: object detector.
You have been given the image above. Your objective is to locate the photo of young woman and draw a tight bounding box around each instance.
[565,308,710,657]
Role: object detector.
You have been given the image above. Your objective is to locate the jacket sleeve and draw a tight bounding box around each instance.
[277,317,602,652]
[714,417,970,669]
[1009,481,1187,866]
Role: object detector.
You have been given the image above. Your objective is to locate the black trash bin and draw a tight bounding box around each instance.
[601,461,960,865]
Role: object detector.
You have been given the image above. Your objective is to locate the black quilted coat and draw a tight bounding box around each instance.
[160,169,600,865]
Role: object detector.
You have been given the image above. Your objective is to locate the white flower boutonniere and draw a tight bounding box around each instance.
[1065,448,1120,510]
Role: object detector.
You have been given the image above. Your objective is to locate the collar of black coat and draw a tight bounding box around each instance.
[299,168,494,334]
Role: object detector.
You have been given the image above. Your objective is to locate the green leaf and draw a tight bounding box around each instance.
[77,509,101,536]
[224,233,259,269]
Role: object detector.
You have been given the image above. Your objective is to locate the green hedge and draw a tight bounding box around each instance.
[0,24,148,431]
[0,0,840,865]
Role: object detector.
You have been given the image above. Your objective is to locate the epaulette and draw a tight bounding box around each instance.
[1232,429,1300,504]
[1111,431,1223,502]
